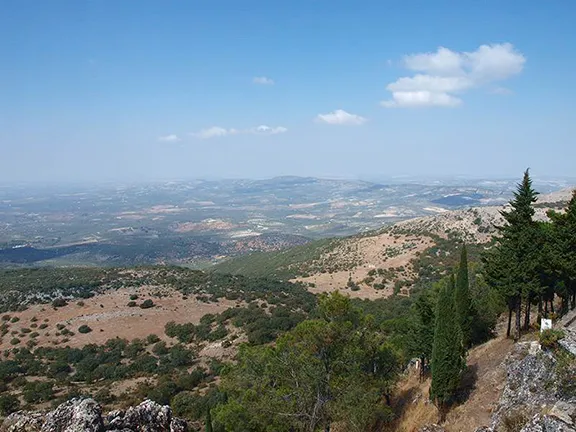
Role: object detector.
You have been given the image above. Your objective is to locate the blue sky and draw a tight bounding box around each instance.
[0,0,574,183]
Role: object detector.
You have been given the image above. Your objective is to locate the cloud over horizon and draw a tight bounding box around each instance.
[253,76,275,85]
[158,134,181,142]
[316,109,367,125]
[382,43,526,108]
[190,125,287,139]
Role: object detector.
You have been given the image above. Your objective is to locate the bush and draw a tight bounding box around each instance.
[127,301,137,307]
[130,294,139,301]
[0,394,20,416]
[23,381,54,403]
[10,338,20,345]
[146,334,160,344]
[539,329,564,350]
[52,298,68,308]
[10,317,19,323]
[78,325,92,334]
[140,299,154,309]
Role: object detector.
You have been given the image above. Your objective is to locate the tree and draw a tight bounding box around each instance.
[408,289,436,379]
[483,169,540,339]
[547,190,576,312]
[205,408,213,432]
[454,245,473,347]
[215,292,399,432]
[430,276,466,421]
[0,394,20,416]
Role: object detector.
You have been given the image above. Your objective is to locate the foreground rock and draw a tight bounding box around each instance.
[1,398,188,432]
[475,341,576,432]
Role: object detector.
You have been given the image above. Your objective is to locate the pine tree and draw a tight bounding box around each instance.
[430,275,465,421]
[483,169,540,339]
[547,190,576,311]
[454,245,473,347]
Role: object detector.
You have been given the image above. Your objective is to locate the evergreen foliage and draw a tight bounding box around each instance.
[483,169,541,339]
[454,245,473,347]
[430,276,466,418]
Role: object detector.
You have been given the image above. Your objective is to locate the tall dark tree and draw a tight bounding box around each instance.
[205,408,213,432]
[454,245,473,347]
[430,275,466,421]
[408,290,436,380]
[483,169,540,339]
[547,190,576,312]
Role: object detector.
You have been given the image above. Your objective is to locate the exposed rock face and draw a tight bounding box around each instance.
[0,398,188,432]
[475,342,576,432]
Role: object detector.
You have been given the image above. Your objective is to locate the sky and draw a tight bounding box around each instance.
[0,0,575,183]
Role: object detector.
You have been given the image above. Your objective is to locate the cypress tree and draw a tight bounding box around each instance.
[205,408,213,432]
[430,275,466,421]
[455,245,473,347]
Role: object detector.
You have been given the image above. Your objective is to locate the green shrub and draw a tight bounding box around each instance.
[0,394,20,416]
[10,338,20,345]
[140,299,154,309]
[52,298,68,308]
[127,301,137,307]
[10,317,19,323]
[539,329,564,350]
[23,381,54,403]
[130,294,139,301]
[146,334,160,344]
[78,325,92,334]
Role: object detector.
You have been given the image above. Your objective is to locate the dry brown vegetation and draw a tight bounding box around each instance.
[388,334,514,432]
[0,286,237,351]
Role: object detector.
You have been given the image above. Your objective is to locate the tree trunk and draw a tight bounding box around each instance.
[324,423,330,432]
[544,299,548,316]
[537,297,543,321]
[515,297,521,341]
[550,299,555,314]
[524,297,531,330]
[507,307,513,338]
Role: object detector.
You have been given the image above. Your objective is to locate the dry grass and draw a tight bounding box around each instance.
[295,233,433,299]
[388,335,514,432]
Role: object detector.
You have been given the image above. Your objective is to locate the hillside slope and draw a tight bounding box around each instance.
[214,188,574,299]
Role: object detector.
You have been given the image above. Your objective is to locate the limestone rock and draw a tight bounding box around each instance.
[0,412,44,432]
[42,398,104,432]
[1,398,188,432]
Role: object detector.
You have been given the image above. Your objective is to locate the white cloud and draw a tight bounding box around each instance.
[382,43,526,108]
[191,127,237,139]
[158,134,181,142]
[190,125,287,139]
[249,125,288,135]
[253,76,275,85]
[381,91,462,108]
[316,109,367,125]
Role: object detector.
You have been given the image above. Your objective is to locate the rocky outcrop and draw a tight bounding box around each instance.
[0,398,188,432]
[475,342,576,432]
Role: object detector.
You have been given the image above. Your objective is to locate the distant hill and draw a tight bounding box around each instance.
[214,187,575,299]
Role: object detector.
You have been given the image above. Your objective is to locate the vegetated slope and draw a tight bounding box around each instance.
[213,188,574,299]
[0,232,311,268]
[0,266,317,421]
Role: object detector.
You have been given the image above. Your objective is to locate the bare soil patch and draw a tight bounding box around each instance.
[0,286,237,351]
[295,233,433,299]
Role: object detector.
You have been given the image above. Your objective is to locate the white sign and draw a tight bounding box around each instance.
[540,318,552,332]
